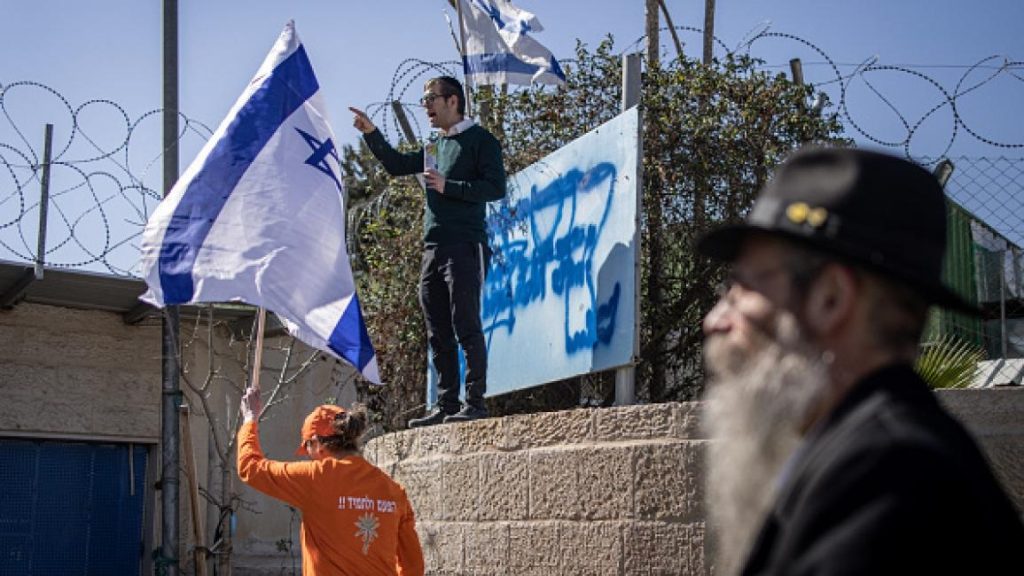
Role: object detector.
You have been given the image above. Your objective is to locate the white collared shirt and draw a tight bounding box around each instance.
[442,118,476,137]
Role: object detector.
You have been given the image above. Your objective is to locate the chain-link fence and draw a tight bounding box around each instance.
[926,156,1024,385]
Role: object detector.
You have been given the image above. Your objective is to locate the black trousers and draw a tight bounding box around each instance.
[419,243,490,412]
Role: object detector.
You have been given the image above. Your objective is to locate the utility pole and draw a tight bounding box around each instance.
[703,0,716,65]
[645,0,660,66]
[161,1,181,574]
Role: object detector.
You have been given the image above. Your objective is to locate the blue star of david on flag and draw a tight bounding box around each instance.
[296,128,342,192]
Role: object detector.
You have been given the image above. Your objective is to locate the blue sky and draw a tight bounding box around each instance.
[3,0,1021,156]
[1,1,1021,272]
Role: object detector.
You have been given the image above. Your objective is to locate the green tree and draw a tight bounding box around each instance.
[343,139,431,431]
[633,49,846,401]
[346,38,846,429]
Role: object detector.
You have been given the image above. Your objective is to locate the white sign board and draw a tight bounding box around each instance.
[429,107,639,401]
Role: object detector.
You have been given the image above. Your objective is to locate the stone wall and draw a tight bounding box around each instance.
[0,302,162,440]
[365,403,710,576]
[365,389,1024,576]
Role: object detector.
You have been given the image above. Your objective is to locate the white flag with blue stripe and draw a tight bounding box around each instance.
[460,0,567,86]
[139,21,380,384]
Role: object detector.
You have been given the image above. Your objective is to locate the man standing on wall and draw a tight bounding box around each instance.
[698,146,1024,575]
[350,76,506,426]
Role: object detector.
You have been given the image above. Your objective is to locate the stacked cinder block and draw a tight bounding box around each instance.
[365,403,709,576]
[365,391,1024,576]
[0,302,161,439]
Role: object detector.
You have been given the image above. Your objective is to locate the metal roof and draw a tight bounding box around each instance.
[0,259,256,324]
[0,260,147,313]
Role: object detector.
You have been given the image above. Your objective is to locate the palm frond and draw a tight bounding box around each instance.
[915,334,985,389]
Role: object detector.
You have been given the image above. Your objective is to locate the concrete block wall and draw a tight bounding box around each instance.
[0,302,161,440]
[366,390,1024,576]
[364,403,710,576]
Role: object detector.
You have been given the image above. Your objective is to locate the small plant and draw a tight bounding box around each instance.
[916,334,985,389]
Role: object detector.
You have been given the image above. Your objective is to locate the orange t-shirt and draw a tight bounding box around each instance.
[237,422,424,576]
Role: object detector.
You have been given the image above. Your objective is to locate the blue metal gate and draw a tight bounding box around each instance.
[0,438,148,576]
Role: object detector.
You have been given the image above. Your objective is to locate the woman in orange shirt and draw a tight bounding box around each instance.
[237,386,424,576]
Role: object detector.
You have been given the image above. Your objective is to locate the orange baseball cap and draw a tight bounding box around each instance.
[295,404,345,456]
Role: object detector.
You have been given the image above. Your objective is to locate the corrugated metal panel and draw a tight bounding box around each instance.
[943,201,978,303]
[0,439,148,576]
[926,200,983,346]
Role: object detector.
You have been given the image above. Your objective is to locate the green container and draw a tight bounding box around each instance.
[924,199,983,347]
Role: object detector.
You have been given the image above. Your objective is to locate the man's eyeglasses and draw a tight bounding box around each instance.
[420,92,450,106]
[715,266,791,298]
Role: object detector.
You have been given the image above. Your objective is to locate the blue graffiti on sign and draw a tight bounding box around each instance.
[428,106,639,401]
[484,162,619,355]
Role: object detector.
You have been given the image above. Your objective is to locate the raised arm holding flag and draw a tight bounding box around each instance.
[140,22,430,575]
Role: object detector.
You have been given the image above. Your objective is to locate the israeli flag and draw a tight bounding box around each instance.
[461,0,567,86]
[139,21,380,384]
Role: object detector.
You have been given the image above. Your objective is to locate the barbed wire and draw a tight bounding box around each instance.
[1,26,1021,276]
[625,26,1024,162]
[0,80,213,275]
[368,58,461,144]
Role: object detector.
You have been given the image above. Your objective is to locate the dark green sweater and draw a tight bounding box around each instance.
[363,125,507,245]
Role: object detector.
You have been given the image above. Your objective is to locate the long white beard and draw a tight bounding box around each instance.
[702,314,830,576]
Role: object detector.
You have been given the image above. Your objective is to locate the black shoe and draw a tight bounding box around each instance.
[408,409,454,428]
[443,405,489,423]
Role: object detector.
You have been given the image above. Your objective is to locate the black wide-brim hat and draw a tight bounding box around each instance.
[697,146,980,315]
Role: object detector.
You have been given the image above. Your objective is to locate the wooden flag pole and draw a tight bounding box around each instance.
[251,308,267,396]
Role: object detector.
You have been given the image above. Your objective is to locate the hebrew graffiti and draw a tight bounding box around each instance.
[474,107,639,396]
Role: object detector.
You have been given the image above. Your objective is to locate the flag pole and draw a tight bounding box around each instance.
[454,0,474,117]
[443,11,462,57]
[251,308,267,397]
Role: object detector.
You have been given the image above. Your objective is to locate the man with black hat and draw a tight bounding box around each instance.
[698,146,1023,575]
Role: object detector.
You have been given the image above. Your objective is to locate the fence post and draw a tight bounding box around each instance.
[0,123,53,308]
[1000,250,1008,358]
[615,52,642,406]
[35,123,53,280]
[789,58,804,86]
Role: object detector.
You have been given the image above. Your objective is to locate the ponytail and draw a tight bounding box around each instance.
[319,403,368,453]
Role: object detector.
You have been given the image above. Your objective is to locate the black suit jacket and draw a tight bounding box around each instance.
[741,364,1023,575]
